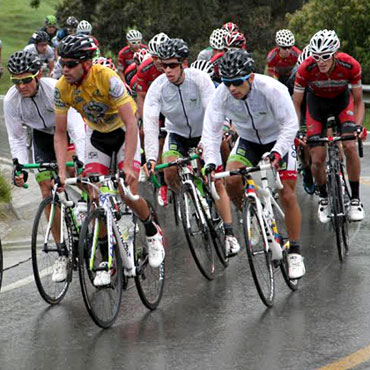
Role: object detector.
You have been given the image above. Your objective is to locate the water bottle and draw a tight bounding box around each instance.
[263,208,282,261]
[119,217,135,271]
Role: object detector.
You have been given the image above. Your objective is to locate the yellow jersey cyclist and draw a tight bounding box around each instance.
[201,49,306,279]
[53,34,165,284]
[143,38,240,256]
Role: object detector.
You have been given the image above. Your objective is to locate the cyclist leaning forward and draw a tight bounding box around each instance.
[293,29,366,223]
[53,34,165,275]
[143,38,240,256]
[201,49,306,279]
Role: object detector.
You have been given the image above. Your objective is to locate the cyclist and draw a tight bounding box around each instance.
[144,38,240,256]
[197,28,228,61]
[202,49,306,279]
[293,29,366,222]
[266,29,301,87]
[52,16,78,49]
[117,30,147,82]
[54,34,165,283]
[76,20,100,58]
[29,15,58,47]
[127,48,149,97]
[222,22,240,33]
[24,31,55,76]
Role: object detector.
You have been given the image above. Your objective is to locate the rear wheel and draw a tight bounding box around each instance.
[242,198,274,307]
[78,208,123,328]
[179,183,215,280]
[31,196,71,305]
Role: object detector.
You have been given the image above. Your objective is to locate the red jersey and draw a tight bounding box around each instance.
[130,74,138,96]
[295,52,362,99]
[117,43,147,72]
[210,51,225,80]
[266,46,301,78]
[136,57,163,93]
[124,63,137,85]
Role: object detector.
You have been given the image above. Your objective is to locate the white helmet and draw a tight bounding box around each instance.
[297,45,312,65]
[275,29,295,47]
[190,59,214,78]
[76,20,92,35]
[148,32,169,56]
[126,29,142,42]
[209,29,228,50]
[309,29,340,54]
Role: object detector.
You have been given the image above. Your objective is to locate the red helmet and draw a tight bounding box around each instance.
[223,31,246,50]
[222,22,239,33]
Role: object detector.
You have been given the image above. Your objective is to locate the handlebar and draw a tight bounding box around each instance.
[154,154,199,171]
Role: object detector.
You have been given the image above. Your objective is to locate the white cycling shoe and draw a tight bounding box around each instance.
[225,235,240,256]
[288,253,306,279]
[51,256,68,283]
[146,225,165,268]
[93,262,111,287]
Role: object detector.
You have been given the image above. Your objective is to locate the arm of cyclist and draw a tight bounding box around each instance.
[54,113,69,189]
[352,86,366,140]
[66,107,86,163]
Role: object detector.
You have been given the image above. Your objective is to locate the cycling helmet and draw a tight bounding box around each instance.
[148,32,170,56]
[209,29,228,50]
[66,16,79,28]
[76,20,92,35]
[32,31,49,44]
[44,15,57,26]
[93,57,116,71]
[157,38,189,60]
[222,22,239,33]
[126,29,142,42]
[58,34,97,61]
[275,29,295,47]
[297,45,312,65]
[223,31,246,50]
[190,60,214,78]
[8,50,42,75]
[219,49,255,79]
[134,48,149,65]
[309,29,340,54]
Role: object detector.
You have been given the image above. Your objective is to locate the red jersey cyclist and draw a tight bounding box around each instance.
[293,29,366,223]
[266,29,301,87]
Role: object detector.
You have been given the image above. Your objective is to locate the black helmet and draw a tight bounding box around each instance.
[219,49,255,79]
[66,16,79,28]
[7,50,42,75]
[32,30,49,44]
[58,34,97,61]
[157,38,189,60]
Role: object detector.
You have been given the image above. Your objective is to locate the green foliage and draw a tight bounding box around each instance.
[287,0,370,83]
[0,173,11,204]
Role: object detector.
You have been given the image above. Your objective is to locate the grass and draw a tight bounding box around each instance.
[364,109,370,131]
[0,0,59,94]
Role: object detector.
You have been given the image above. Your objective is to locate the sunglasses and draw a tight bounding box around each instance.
[161,62,181,70]
[222,73,251,87]
[280,46,292,50]
[10,72,39,85]
[312,53,334,62]
[130,40,141,45]
[60,60,81,69]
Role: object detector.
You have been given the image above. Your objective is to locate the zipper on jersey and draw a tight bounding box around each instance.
[31,97,47,129]
[177,86,192,138]
[244,100,262,144]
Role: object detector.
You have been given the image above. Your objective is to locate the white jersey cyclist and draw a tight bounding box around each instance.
[202,73,298,168]
[4,77,85,164]
[144,67,215,161]
[24,43,54,65]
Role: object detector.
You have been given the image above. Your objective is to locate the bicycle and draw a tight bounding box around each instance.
[70,171,165,328]
[307,116,363,262]
[153,150,228,281]
[212,157,298,307]
[13,158,84,305]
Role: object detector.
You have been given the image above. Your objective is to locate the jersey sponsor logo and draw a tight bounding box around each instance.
[54,87,68,108]
[337,59,353,69]
[88,151,98,159]
[73,96,84,105]
[258,111,267,115]
[93,89,104,98]
[236,148,246,156]
[141,62,154,73]
[169,144,178,150]
[82,101,109,123]
[306,62,317,72]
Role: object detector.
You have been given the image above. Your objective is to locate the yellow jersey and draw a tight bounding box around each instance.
[54,64,137,133]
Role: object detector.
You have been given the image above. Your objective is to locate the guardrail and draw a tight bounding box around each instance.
[363,84,370,106]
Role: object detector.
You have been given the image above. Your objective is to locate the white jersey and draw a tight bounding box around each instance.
[23,43,54,64]
[197,48,213,61]
[143,68,215,161]
[202,74,299,166]
[3,77,85,164]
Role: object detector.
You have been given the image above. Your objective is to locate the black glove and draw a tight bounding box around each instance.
[12,169,28,186]
[204,163,216,175]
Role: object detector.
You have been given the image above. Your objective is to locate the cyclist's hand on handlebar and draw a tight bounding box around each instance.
[54,172,66,192]
[144,159,156,177]
[354,125,367,141]
[294,130,306,147]
[13,170,28,187]
[123,164,136,186]
[267,151,282,170]
[203,163,216,184]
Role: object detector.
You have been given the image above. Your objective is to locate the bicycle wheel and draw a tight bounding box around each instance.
[0,239,2,292]
[31,196,71,305]
[134,204,165,310]
[78,208,123,328]
[170,191,179,226]
[272,199,299,291]
[179,183,215,280]
[242,198,274,307]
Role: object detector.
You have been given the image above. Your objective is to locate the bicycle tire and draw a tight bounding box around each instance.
[171,191,179,226]
[134,203,165,310]
[78,208,123,329]
[179,183,215,280]
[31,196,71,305]
[242,198,274,307]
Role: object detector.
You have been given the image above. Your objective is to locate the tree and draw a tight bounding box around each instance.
[287,0,370,82]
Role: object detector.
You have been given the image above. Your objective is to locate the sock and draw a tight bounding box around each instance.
[318,185,328,198]
[141,214,157,237]
[349,181,359,200]
[224,223,234,236]
[288,240,301,255]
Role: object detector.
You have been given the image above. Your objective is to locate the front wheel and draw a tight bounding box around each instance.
[78,208,123,329]
[242,198,274,307]
[179,183,215,280]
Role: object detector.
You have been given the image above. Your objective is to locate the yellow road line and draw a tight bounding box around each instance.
[319,344,370,369]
